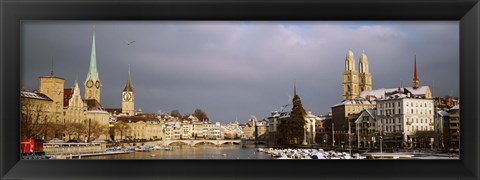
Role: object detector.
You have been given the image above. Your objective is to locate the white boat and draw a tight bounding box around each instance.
[276,153,291,159]
[135,146,151,152]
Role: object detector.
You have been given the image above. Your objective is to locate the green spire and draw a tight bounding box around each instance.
[123,64,134,92]
[87,26,99,83]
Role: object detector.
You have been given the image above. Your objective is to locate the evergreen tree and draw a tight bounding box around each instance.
[276,83,307,147]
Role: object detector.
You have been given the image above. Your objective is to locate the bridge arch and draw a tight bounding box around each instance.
[192,141,217,146]
[166,141,190,146]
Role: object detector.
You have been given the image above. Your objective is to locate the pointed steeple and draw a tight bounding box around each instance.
[73,79,80,96]
[124,64,134,92]
[294,80,297,96]
[86,26,99,83]
[50,56,55,76]
[413,54,419,89]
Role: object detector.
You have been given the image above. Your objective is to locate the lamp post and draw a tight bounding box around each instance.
[380,134,383,158]
[87,118,91,143]
[348,120,352,155]
[332,122,335,148]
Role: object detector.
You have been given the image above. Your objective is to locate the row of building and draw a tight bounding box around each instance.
[263,50,460,150]
[316,50,460,150]
[22,28,269,143]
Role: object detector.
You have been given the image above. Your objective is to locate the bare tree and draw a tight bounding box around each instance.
[88,120,109,140]
[64,121,87,141]
[20,99,49,139]
[170,110,182,119]
[193,109,209,122]
[114,121,132,140]
[45,121,64,140]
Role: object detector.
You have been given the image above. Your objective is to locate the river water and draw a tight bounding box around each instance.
[82,144,273,160]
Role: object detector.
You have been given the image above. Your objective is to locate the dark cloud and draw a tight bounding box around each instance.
[22,21,459,123]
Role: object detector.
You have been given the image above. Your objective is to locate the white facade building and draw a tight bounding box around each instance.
[376,91,434,147]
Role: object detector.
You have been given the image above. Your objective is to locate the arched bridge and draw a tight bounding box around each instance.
[162,139,242,146]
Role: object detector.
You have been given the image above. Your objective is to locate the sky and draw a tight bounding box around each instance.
[21,21,459,123]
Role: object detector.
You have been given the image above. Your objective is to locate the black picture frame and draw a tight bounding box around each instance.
[1,0,479,179]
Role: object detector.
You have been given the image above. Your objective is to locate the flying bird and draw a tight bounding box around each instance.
[125,40,136,45]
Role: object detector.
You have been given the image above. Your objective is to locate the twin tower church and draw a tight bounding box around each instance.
[341,49,428,101]
[342,49,372,100]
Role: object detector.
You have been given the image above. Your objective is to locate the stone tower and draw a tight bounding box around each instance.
[39,66,65,123]
[84,27,101,103]
[342,49,359,100]
[122,65,135,115]
[358,50,372,92]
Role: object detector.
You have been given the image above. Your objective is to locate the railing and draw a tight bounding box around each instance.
[43,143,106,155]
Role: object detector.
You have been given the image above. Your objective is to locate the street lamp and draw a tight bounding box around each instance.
[379,134,383,158]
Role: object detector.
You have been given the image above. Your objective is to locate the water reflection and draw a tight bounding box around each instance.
[83,144,273,160]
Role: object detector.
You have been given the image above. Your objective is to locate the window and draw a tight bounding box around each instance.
[411,109,414,114]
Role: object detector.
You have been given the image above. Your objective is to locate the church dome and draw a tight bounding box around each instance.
[346,49,354,60]
[359,51,368,62]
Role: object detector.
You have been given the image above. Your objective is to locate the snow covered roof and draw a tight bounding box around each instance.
[306,112,322,120]
[380,93,408,100]
[332,98,375,107]
[86,110,109,114]
[20,90,53,101]
[355,109,376,123]
[365,109,376,117]
[360,86,430,99]
[437,111,449,117]
[404,86,430,95]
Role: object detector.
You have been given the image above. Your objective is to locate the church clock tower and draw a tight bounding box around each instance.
[342,49,359,100]
[122,66,135,115]
[84,27,101,103]
[358,51,372,93]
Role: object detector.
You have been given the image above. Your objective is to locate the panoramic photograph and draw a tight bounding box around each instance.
[20,21,459,160]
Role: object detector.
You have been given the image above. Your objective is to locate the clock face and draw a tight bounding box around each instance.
[95,81,100,89]
[86,80,93,88]
[56,88,62,95]
[123,92,132,101]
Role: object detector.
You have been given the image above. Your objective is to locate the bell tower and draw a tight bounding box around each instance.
[84,26,101,103]
[122,65,135,115]
[342,49,359,100]
[358,50,372,93]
